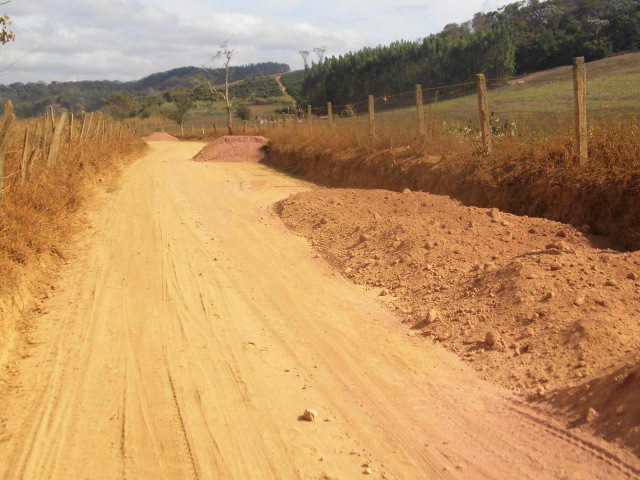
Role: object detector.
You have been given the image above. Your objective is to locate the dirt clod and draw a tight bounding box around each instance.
[586,407,599,423]
[303,409,317,421]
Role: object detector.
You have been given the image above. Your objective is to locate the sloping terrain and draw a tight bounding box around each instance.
[0,140,639,479]
[276,187,640,457]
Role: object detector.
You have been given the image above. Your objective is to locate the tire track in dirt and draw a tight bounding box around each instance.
[508,400,640,479]
[1,141,640,479]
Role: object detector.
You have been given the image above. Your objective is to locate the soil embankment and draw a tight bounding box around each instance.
[265,146,640,252]
[266,143,640,458]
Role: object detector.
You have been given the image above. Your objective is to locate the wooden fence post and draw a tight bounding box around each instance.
[49,105,56,131]
[46,111,68,169]
[81,113,93,143]
[41,114,50,158]
[573,56,588,165]
[415,84,426,151]
[368,95,376,137]
[68,113,74,149]
[20,127,30,183]
[28,121,43,173]
[0,101,16,201]
[327,102,333,127]
[476,73,492,154]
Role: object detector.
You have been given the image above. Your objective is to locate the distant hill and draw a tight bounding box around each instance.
[0,62,290,117]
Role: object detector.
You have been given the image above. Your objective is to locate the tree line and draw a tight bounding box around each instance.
[292,0,640,109]
[0,62,290,117]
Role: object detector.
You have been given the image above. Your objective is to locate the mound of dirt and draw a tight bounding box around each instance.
[549,358,640,457]
[193,135,268,163]
[143,132,179,141]
[275,187,640,455]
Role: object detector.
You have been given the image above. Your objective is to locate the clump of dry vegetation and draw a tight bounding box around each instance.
[0,114,145,299]
[261,114,640,250]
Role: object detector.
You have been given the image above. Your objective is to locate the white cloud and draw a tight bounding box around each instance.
[0,0,511,84]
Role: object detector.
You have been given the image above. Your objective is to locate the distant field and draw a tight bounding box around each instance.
[138,52,640,137]
[375,52,640,135]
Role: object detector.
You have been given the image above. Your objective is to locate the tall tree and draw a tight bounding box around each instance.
[168,87,195,125]
[195,39,235,134]
[313,46,327,64]
[299,50,310,70]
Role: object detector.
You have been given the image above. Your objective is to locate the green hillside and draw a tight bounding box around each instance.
[295,0,640,109]
[0,62,290,117]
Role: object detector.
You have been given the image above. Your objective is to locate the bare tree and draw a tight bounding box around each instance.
[195,39,235,135]
[313,46,327,64]
[299,50,310,69]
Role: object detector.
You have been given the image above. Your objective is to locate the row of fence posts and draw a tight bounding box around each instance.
[303,56,590,165]
[0,102,135,202]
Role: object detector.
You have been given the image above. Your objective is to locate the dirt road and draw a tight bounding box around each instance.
[1,141,639,479]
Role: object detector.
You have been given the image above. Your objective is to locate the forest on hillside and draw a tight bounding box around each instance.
[0,62,289,117]
[296,0,640,109]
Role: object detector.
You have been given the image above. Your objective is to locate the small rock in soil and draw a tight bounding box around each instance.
[574,292,587,306]
[489,208,501,220]
[485,331,498,347]
[426,309,438,324]
[586,407,599,423]
[303,409,317,421]
[542,291,556,301]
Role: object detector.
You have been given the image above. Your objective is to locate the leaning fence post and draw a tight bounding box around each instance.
[20,128,30,183]
[327,102,333,127]
[49,105,56,131]
[68,113,74,149]
[476,73,492,154]
[368,95,376,137]
[0,101,16,201]
[46,111,68,169]
[573,56,588,165]
[28,121,43,173]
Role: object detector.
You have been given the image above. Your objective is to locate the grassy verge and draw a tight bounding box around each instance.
[0,118,145,364]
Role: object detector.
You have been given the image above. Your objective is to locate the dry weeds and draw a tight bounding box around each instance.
[0,118,145,298]
[262,117,640,250]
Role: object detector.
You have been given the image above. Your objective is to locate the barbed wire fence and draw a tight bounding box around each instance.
[269,57,589,163]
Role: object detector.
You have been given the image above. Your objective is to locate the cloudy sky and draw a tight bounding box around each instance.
[0,0,508,85]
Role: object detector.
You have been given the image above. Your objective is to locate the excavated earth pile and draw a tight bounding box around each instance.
[142,132,180,141]
[275,187,640,457]
[193,135,268,163]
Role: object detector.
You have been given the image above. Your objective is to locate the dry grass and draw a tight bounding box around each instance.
[259,110,640,251]
[260,110,640,178]
[0,118,145,298]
